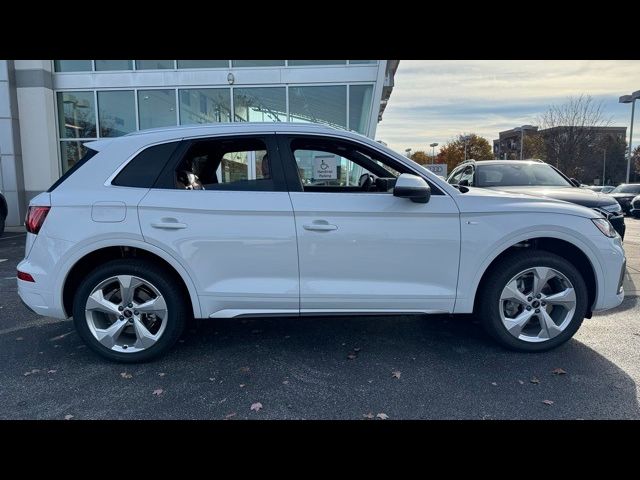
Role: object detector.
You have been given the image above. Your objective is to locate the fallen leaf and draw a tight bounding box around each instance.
[518,380,524,385]
[240,367,250,373]
[224,412,237,420]
[552,368,567,375]
[239,384,246,388]
[31,369,40,374]
[64,414,74,420]
[376,413,389,420]
[542,400,554,406]
[158,372,165,377]
[491,382,497,386]
[250,402,263,412]
[209,377,215,381]
[282,380,289,385]
[23,372,32,376]
[363,413,374,419]
[530,376,540,384]
[47,370,57,374]
[152,389,164,396]
[341,343,346,346]
[367,380,373,383]
[16,337,23,341]
[347,353,357,360]
[391,371,401,379]
[120,372,133,379]
[353,347,361,353]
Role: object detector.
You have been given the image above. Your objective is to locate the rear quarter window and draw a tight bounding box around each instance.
[112,141,180,188]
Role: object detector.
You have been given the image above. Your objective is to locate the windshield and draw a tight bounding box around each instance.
[475,163,572,187]
[610,184,640,194]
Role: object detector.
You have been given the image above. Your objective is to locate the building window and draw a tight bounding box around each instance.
[231,60,285,68]
[138,89,177,130]
[349,85,373,134]
[97,90,136,137]
[57,91,97,138]
[177,60,229,69]
[135,60,174,70]
[94,60,133,71]
[349,60,377,65]
[288,60,347,66]
[289,85,347,128]
[233,87,286,122]
[179,88,231,124]
[54,60,93,72]
[59,140,88,173]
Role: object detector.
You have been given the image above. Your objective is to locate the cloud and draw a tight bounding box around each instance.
[376,60,640,154]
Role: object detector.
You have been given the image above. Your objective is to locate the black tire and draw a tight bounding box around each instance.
[0,215,4,237]
[478,250,588,352]
[72,259,189,362]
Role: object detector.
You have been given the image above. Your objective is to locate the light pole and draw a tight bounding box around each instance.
[461,135,470,161]
[619,90,639,183]
[513,125,535,160]
[430,142,438,164]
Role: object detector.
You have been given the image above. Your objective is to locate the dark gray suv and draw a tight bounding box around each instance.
[447,159,626,239]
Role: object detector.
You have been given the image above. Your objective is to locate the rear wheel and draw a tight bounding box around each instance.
[0,214,5,237]
[72,259,189,362]
[478,251,588,352]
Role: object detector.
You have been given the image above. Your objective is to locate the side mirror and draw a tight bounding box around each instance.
[458,179,470,187]
[570,178,581,187]
[393,173,431,204]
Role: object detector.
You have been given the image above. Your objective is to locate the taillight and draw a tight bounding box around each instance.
[25,206,50,235]
[17,271,35,282]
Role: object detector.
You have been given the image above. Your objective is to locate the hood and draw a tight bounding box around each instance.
[484,186,617,208]
[610,192,638,199]
[453,187,600,218]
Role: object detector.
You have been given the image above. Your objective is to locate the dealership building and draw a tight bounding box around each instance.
[0,60,399,226]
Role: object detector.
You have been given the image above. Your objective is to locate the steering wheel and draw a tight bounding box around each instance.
[358,173,374,191]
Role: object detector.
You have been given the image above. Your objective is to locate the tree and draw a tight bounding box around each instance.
[537,95,613,178]
[634,146,640,181]
[522,133,546,160]
[436,133,493,171]
[409,151,430,165]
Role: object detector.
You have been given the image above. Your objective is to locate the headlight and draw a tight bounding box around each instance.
[592,218,617,238]
[601,202,622,214]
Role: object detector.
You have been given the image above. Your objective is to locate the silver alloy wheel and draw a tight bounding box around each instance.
[499,266,576,343]
[85,275,168,353]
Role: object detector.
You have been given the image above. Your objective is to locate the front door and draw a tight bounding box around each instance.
[138,134,299,318]
[279,135,461,314]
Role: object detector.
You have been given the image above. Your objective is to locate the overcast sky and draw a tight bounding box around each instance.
[376,60,640,155]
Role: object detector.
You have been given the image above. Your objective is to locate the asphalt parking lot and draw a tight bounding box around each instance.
[0,220,639,420]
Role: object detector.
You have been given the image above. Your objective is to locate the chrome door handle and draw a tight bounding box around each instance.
[151,221,187,230]
[303,222,338,232]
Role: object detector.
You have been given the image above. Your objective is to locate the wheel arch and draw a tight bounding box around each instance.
[468,236,600,317]
[60,242,202,319]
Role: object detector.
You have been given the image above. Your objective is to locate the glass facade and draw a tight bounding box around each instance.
[289,86,347,128]
[234,87,287,122]
[97,91,136,137]
[53,60,381,173]
[179,88,231,124]
[95,60,133,71]
[138,90,176,130]
[135,60,174,70]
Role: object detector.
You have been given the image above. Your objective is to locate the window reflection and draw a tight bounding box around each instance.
[97,91,136,137]
[289,86,346,128]
[57,92,96,138]
[138,90,176,130]
[179,89,231,124]
[233,88,286,122]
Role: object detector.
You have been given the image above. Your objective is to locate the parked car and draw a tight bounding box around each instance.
[447,160,626,239]
[0,189,7,237]
[18,124,626,362]
[631,195,640,218]
[585,185,615,194]
[609,183,640,215]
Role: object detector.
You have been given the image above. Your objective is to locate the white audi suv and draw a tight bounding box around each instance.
[18,123,626,362]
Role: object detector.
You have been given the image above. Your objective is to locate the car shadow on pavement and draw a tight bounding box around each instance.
[2,306,636,420]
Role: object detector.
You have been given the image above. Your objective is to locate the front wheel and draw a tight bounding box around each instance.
[72,259,189,362]
[478,251,588,352]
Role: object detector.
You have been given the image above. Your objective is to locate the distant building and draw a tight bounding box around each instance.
[493,125,627,160]
[493,125,538,159]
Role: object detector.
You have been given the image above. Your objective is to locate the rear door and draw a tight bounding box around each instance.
[138,134,299,318]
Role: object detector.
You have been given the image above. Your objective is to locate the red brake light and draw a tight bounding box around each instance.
[17,271,35,282]
[25,206,50,234]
